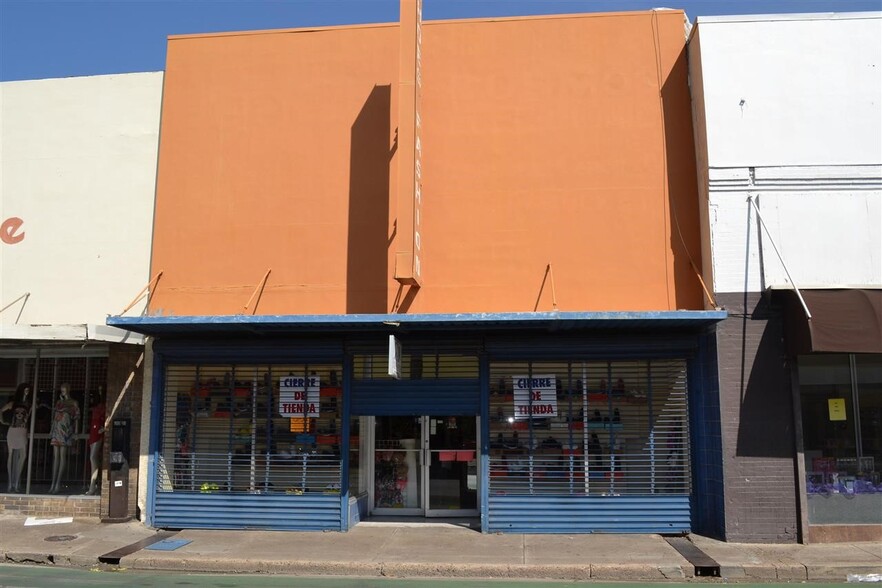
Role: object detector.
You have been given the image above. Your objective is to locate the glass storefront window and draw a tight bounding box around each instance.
[158,363,343,495]
[799,353,882,525]
[857,355,882,487]
[1,355,107,496]
[487,359,690,497]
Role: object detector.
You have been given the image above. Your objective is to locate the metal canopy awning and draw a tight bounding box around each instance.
[774,288,882,355]
[106,310,727,336]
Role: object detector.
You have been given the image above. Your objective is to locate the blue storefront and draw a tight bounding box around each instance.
[108,311,725,535]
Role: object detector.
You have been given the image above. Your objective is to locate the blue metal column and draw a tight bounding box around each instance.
[688,331,725,539]
[340,353,352,530]
[479,352,490,533]
[146,348,165,528]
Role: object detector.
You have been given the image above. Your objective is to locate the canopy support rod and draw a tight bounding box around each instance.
[0,292,30,323]
[548,264,559,311]
[244,269,272,315]
[119,271,163,316]
[747,196,811,320]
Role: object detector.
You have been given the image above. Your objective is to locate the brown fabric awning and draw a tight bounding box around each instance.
[776,288,882,355]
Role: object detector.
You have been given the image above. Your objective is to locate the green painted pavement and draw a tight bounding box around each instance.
[0,564,851,588]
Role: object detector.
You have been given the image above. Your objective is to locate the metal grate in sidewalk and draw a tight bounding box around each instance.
[97,530,178,565]
[665,536,721,577]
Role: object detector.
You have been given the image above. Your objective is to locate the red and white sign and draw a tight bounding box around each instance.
[512,375,558,418]
[279,375,320,418]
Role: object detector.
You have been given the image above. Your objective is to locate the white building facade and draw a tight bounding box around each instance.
[690,12,882,543]
[0,72,162,518]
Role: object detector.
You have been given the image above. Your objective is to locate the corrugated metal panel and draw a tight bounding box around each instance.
[154,492,341,530]
[351,380,479,415]
[487,495,690,533]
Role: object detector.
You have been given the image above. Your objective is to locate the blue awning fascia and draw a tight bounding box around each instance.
[106,310,727,336]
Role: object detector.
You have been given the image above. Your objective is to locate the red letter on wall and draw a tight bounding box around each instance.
[1,217,25,245]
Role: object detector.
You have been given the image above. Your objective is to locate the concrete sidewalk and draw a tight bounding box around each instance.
[1,515,880,582]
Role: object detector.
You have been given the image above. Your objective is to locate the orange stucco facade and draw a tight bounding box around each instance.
[149,10,704,316]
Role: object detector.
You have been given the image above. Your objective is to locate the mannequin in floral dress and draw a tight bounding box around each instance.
[49,384,79,494]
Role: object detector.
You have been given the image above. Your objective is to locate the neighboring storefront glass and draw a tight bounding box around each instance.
[800,354,882,525]
[0,354,107,495]
[158,363,343,496]
[488,359,691,497]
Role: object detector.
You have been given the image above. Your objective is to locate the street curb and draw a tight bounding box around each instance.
[807,564,882,582]
[4,550,878,582]
[774,563,809,582]
[591,563,689,580]
[719,564,778,581]
[122,556,693,581]
[4,552,55,566]
[3,551,117,569]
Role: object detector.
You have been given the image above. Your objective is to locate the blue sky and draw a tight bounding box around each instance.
[1,0,880,81]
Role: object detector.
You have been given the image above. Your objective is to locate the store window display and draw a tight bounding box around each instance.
[86,388,106,495]
[800,354,882,525]
[1,384,33,493]
[0,355,108,496]
[49,383,80,494]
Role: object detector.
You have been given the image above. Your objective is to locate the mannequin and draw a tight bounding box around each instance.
[49,383,79,494]
[1,384,33,493]
[86,388,106,495]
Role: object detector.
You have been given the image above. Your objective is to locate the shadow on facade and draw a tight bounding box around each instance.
[734,294,795,459]
[347,85,392,314]
[661,45,706,311]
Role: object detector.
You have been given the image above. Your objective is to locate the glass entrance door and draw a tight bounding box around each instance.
[425,415,479,517]
[372,416,423,515]
[371,415,478,517]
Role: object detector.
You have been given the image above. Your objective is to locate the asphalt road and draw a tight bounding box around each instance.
[0,565,855,588]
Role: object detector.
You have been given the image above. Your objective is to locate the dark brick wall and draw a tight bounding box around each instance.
[715,291,799,543]
[0,494,100,518]
[98,345,144,521]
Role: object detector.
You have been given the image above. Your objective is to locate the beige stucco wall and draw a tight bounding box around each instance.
[0,72,163,334]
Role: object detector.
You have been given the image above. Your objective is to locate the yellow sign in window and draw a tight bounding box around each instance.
[828,398,847,421]
[290,418,309,433]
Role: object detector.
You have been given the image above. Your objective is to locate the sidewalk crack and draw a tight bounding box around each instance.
[371,527,400,563]
[852,544,882,559]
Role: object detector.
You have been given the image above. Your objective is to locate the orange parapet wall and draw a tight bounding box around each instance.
[149,10,703,317]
